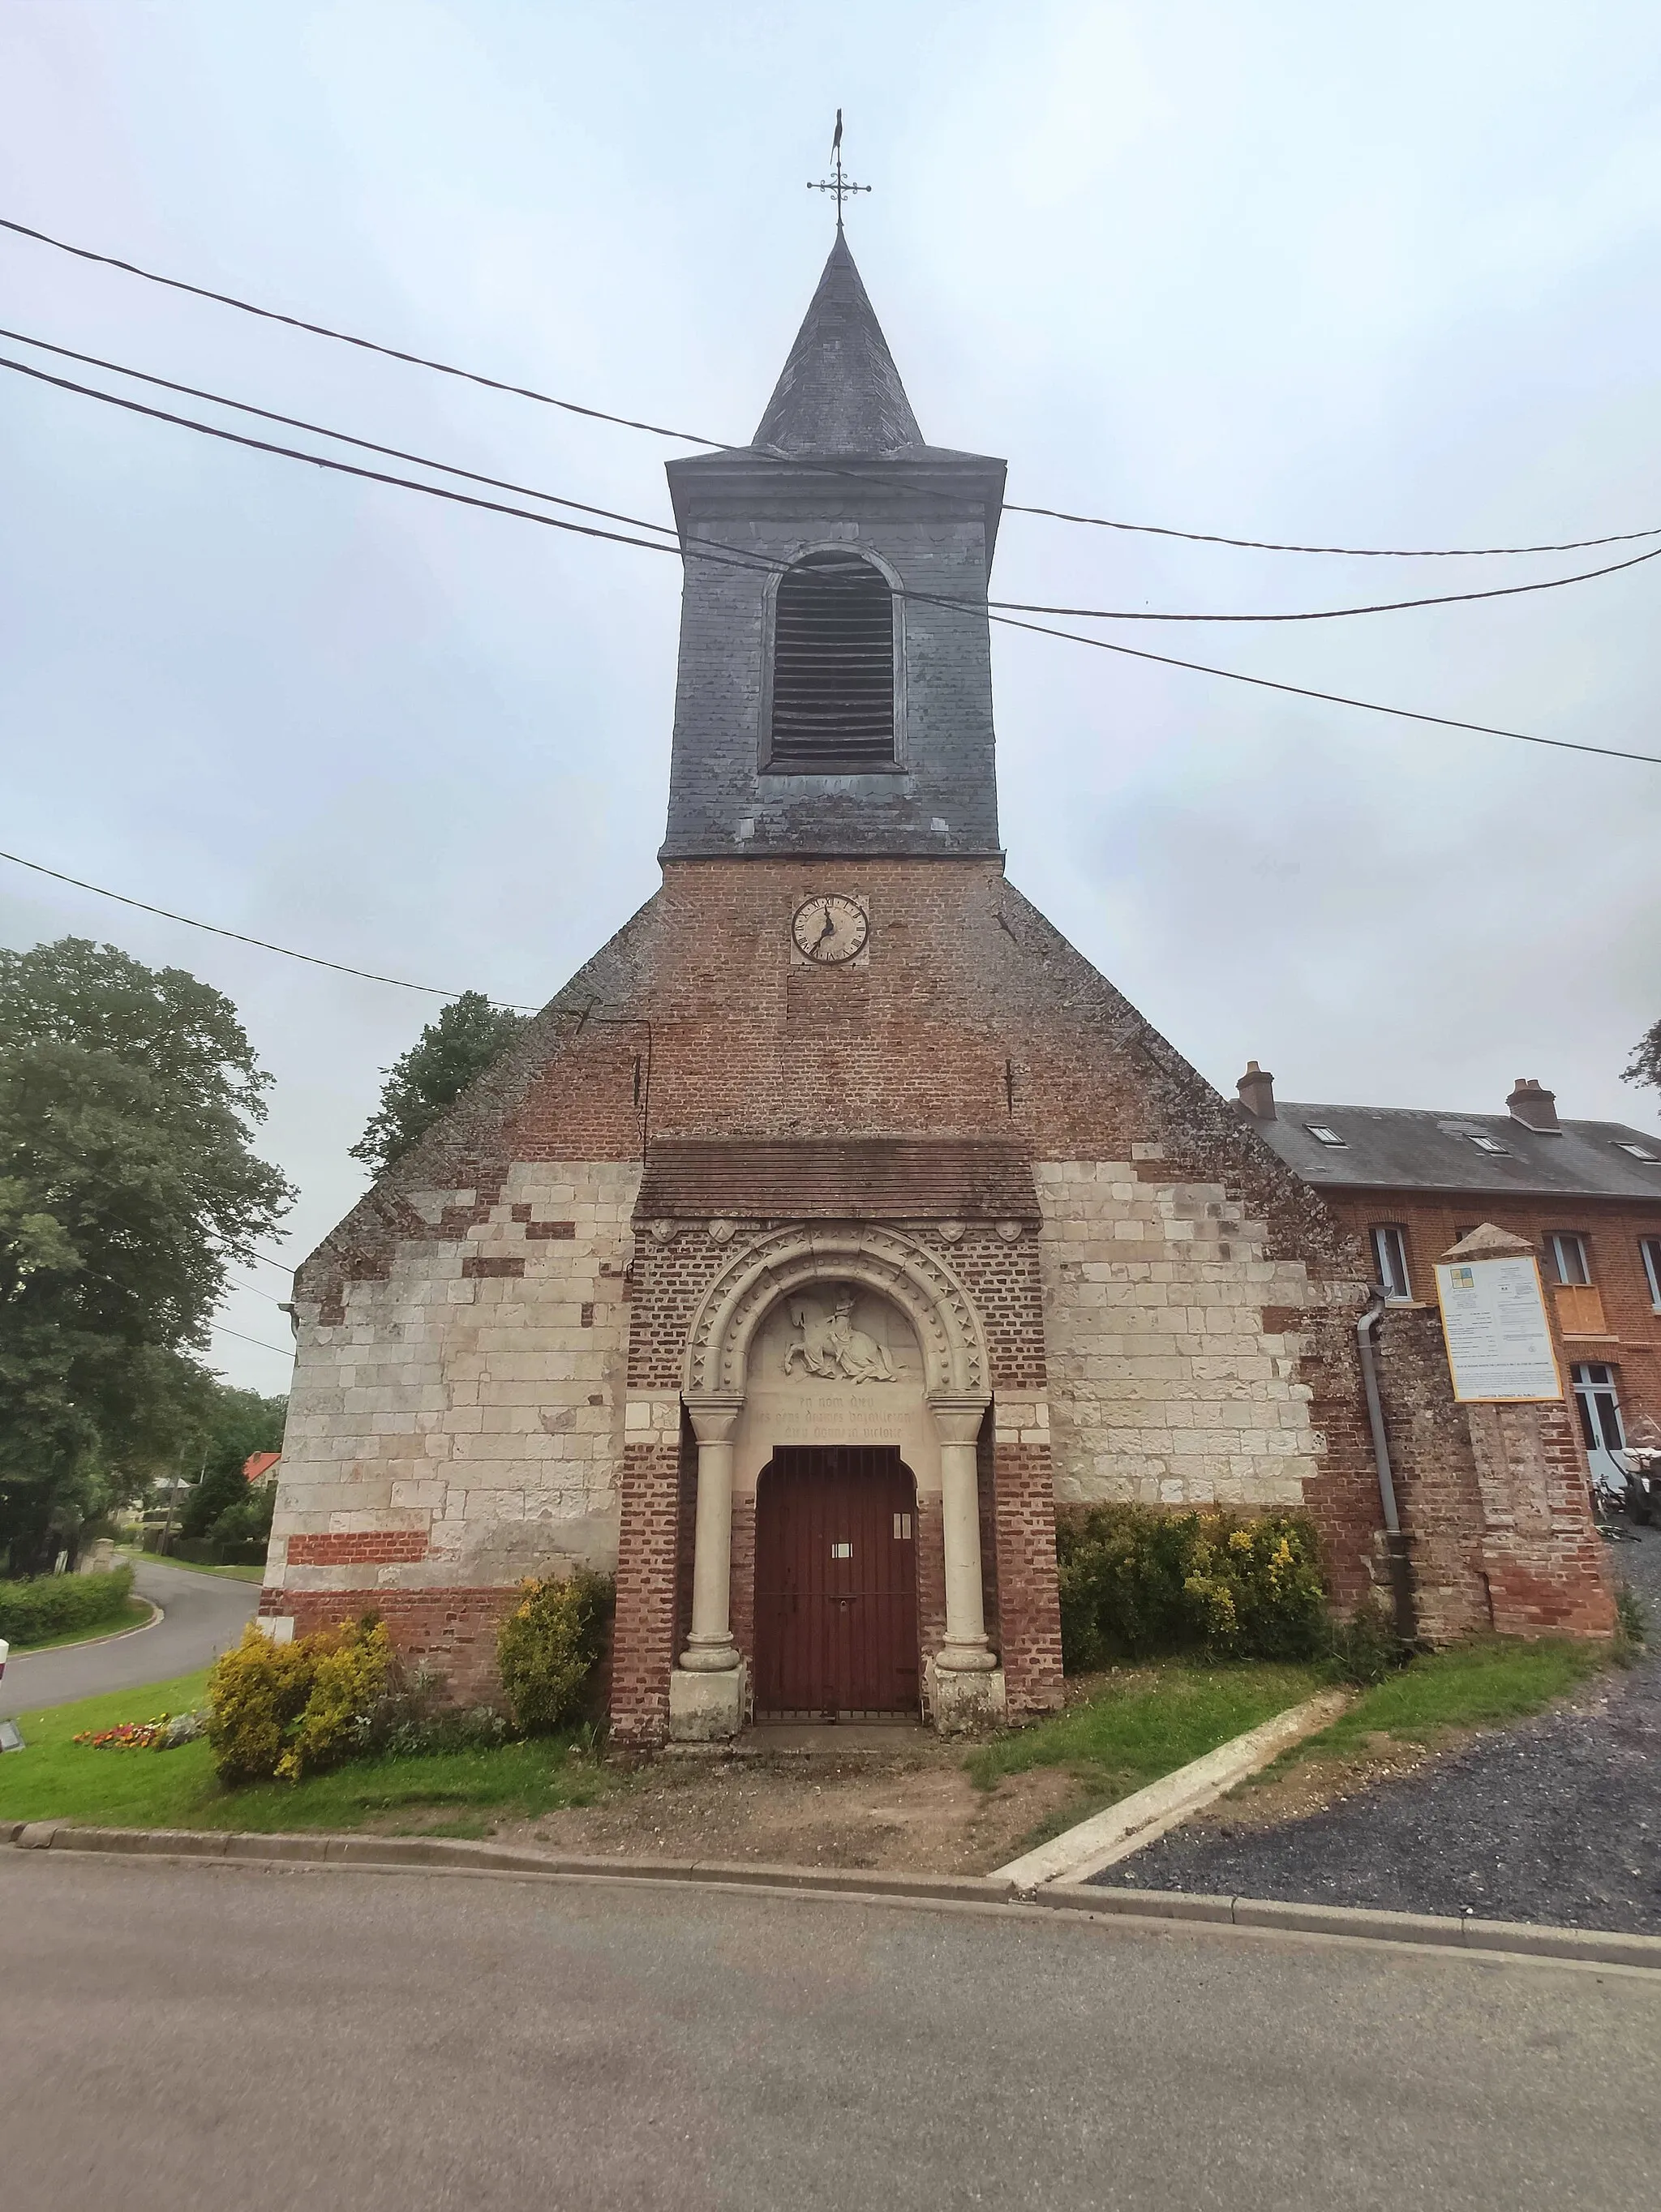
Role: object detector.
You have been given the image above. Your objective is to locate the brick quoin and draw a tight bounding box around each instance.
[284,1533,431,1567]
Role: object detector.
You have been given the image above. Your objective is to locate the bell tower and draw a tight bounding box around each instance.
[659,233,1007,861]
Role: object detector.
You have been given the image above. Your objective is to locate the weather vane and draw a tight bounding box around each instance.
[808,110,870,229]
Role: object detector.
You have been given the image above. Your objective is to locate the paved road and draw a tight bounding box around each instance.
[1,1854,1655,2212]
[0,1557,257,1720]
[1095,1533,1661,1934]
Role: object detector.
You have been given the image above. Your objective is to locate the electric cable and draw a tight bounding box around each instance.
[0,325,685,542]
[211,1320,296,1357]
[5,347,1655,628]
[4,210,1653,559]
[5,349,1657,766]
[0,845,541,1010]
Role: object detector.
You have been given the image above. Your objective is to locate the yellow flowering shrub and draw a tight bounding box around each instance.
[206,1615,393,1785]
[1056,1505,1327,1670]
[496,1570,613,1735]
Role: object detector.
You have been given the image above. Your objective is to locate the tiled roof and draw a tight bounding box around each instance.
[636,1138,1039,1222]
[1253,1103,1661,1201]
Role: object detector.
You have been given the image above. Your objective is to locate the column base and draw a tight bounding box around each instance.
[927,1655,1006,1736]
[667,1660,748,1743]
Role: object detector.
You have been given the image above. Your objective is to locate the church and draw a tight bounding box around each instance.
[265,229,1613,1743]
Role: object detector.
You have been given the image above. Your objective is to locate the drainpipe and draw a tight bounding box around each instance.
[1355,1287,1417,1642]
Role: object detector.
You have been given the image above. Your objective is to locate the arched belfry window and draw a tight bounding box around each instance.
[767,551,896,769]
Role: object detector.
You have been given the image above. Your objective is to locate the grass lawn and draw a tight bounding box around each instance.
[9,1597,156,1653]
[0,1669,616,1837]
[966,1659,1327,1848]
[115,1549,265,1584]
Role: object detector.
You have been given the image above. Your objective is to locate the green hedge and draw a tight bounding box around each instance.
[171,1537,268,1567]
[1058,1505,1328,1670]
[0,1564,137,1648]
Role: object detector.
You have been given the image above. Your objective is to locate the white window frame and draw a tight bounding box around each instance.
[1305,1124,1347,1147]
[1370,1224,1413,1302]
[1547,1232,1592,1287]
[1642,1237,1661,1312]
[1571,1361,1625,1457]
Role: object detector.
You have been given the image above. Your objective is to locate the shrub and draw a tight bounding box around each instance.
[1056,1506,1327,1670]
[1322,1595,1411,1685]
[0,1563,135,1647]
[205,1614,393,1785]
[496,1570,614,1734]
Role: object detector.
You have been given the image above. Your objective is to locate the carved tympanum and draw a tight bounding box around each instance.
[783,1291,898,1385]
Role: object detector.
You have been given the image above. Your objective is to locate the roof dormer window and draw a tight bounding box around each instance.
[1616,1140,1659,1163]
[1305,1125,1346,1147]
[1466,1133,1510,1155]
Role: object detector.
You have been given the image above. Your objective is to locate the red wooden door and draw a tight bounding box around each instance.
[753,1447,920,1717]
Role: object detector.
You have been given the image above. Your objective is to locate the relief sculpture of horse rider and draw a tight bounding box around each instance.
[783,1292,898,1384]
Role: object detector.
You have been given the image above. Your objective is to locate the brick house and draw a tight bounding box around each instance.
[265,233,1614,1742]
[1236,1061,1661,1490]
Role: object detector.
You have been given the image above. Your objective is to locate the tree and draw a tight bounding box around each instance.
[177,1381,288,1541]
[1624,1019,1661,1102]
[350,991,527,1177]
[0,939,293,1572]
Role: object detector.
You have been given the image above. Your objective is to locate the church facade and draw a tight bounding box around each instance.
[264,234,1612,1743]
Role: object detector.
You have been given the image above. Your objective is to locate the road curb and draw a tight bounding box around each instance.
[9,1822,1660,1971]
[994,1688,1350,1888]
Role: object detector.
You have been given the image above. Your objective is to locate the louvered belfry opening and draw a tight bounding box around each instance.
[768,551,895,768]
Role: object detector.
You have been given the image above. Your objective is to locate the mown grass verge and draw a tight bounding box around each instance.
[966,1659,1327,1851]
[0,1669,617,1836]
[115,1549,265,1584]
[8,1597,156,1653]
[1252,1635,1610,1784]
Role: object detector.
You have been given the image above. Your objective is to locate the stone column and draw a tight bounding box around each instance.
[667,1392,747,1741]
[927,1393,1005,1732]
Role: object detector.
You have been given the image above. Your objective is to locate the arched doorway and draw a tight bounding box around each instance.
[753,1446,920,1718]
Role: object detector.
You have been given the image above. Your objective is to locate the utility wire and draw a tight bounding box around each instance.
[984,610,1661,768]
[5,349,1657,767]
[0,846,540,1010]
[211,1319,295,1357]
[5,346,1656,628]
[0,325,684,542]
[4,210,1654,561]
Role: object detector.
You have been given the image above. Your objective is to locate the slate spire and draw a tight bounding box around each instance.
[751,232,924,457]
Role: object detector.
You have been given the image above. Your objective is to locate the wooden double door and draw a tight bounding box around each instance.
[753,1447,921,1718]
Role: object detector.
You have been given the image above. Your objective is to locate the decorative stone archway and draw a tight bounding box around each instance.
[669,1225,1003,1740]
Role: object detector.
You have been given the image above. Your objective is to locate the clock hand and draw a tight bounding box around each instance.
[817,910,836,945]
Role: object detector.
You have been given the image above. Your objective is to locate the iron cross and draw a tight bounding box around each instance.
[808,109,871,229]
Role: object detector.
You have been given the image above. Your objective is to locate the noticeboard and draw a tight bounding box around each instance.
[1432,1254,1564,1404]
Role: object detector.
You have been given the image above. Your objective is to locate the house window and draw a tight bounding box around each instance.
[1466,1133,1510,1155]
[1546,1232,1592,1287]
[1305,1125,1346,1147]
[1616,1140,1660,1162]
[1370,1224,1413,1302]
[767,551,895,769]
[1642,1237,1661,1311]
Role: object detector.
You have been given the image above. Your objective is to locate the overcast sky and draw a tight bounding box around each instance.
[4,0,1660,1395]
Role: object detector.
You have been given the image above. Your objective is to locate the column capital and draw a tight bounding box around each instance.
[927,1391,991,1448]
[683,1391,745,1445]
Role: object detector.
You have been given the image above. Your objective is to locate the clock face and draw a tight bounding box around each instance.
[792,894,869,966]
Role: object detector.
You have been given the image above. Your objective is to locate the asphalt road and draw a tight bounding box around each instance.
[2,1854,1655,2212]
[0,1556,257,1720]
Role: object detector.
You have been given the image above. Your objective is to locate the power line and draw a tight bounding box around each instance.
[5,209,1654,561]
[0,846,540,1009]
[11,330,1659,628]
[0,325,685,542]
[983,609,1661,768]
[6,351,1656,768]
[211,1319,295,1358]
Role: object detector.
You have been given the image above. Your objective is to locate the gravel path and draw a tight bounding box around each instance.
[1093,1533,1661,1934]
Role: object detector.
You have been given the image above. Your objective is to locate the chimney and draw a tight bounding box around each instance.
[1237,1061,1277,1121]
[1506,1077,1560,1133]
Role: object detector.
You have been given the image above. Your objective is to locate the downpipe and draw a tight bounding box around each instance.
[1355,1287,1418,1643]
